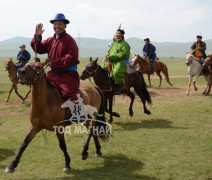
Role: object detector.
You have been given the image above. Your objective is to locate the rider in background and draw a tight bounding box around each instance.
[143,38,156,74]
[191,35,207,63]
[16,44,31,70]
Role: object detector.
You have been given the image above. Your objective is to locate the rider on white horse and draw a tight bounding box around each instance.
[191,35,207,63]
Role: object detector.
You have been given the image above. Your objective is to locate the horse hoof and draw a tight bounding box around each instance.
[144,110,151,115]
[5,99,9,103]
[63,167,71,172]
[82,155,88,160]
[108,120,113,124]
[129,112,133,117]
[112,112,120,117]
[203,93,209,96]
[95,153,102,157]
[194,88,198,91]
[5,167,14,173]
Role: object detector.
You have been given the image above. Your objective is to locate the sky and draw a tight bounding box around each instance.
[1,0,212,42]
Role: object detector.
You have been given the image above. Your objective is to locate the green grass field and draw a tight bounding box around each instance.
[0,57,211,180]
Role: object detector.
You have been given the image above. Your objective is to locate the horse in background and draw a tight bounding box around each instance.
[131,54,172,87]
[5,60,109,173]
[185,52,203,95]
[4,57,31,102]
[80,57,152,123]
[202,54,212,95]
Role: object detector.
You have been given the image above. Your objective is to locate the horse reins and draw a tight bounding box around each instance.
[83,65,100,76]
[28,64,45,81]
[83,65,113,92]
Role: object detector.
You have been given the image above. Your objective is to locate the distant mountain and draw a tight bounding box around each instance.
[0,36,212,58]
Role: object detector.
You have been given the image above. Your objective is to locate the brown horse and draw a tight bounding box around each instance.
[5,60,109,173]
[4,57,31,102]
[80,57,152,123]
[132,54,172,87]
[202,55,212,95]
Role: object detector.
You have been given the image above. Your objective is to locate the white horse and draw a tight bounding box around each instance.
[185,52,202,95]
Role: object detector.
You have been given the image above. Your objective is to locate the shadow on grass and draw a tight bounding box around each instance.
[0,148,16,169]
[0,90,7,94]
[54,154,159,180]
[115,119,188,130]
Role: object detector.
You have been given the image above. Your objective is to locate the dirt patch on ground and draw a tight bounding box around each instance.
[0,110,24,119]
[113,85,208,103]
[148,85,207,97]
[0,101,30,119]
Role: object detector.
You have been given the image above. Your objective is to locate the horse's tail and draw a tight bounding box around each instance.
[134,71,152,105]
[161,62,173,86]
[94,86,110,141]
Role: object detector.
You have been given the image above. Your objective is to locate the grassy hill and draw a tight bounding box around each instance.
[0,36,212,58]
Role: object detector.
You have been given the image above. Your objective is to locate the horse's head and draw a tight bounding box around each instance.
[17,60,45,85]
[80,57,99,80]
[185,51,195,66]
[132,54,144,66]
[202,52,212,68]
[4,57,14,71]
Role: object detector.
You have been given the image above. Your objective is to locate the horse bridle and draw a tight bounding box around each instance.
[25,64,45,81]
[83,65,99,77]
[186,54,195,65]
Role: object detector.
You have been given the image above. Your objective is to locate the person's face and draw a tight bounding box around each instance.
[144,40,149,44]
[197,37,201,42]
[116,31,123,40]
[53,21,66,35]
[20,47,25,50]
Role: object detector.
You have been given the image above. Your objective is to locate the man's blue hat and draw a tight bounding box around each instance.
[50,13,70,24]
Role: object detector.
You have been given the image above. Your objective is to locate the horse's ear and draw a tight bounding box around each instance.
[94,57,98,63]
[89,57,92,62]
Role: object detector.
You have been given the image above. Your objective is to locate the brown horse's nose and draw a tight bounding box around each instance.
[79,75,84,80]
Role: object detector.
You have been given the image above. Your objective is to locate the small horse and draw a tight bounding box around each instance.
[5,60,109,173]
[80,57,152,123]
[202,55,212,95]
[185,52,203,95]
[4,57,31,102]
[132,54,172,87]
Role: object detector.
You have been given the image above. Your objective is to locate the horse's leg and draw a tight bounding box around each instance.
[105,95,119,122]
[126,91,135,117]
[14,85,24,102]
[81,132,92,160]
[23,86,32,101]
[5,84,15,102]
[207,82,212,94]
[186,75,192,95]
[108,94,113,123]
[93,135,102,157]
[193,76,198,91]
[156,71,162,87]
[56,132,71,172]
[147,73,151,86]
[105,97,109,113]
[5,127,40,173]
